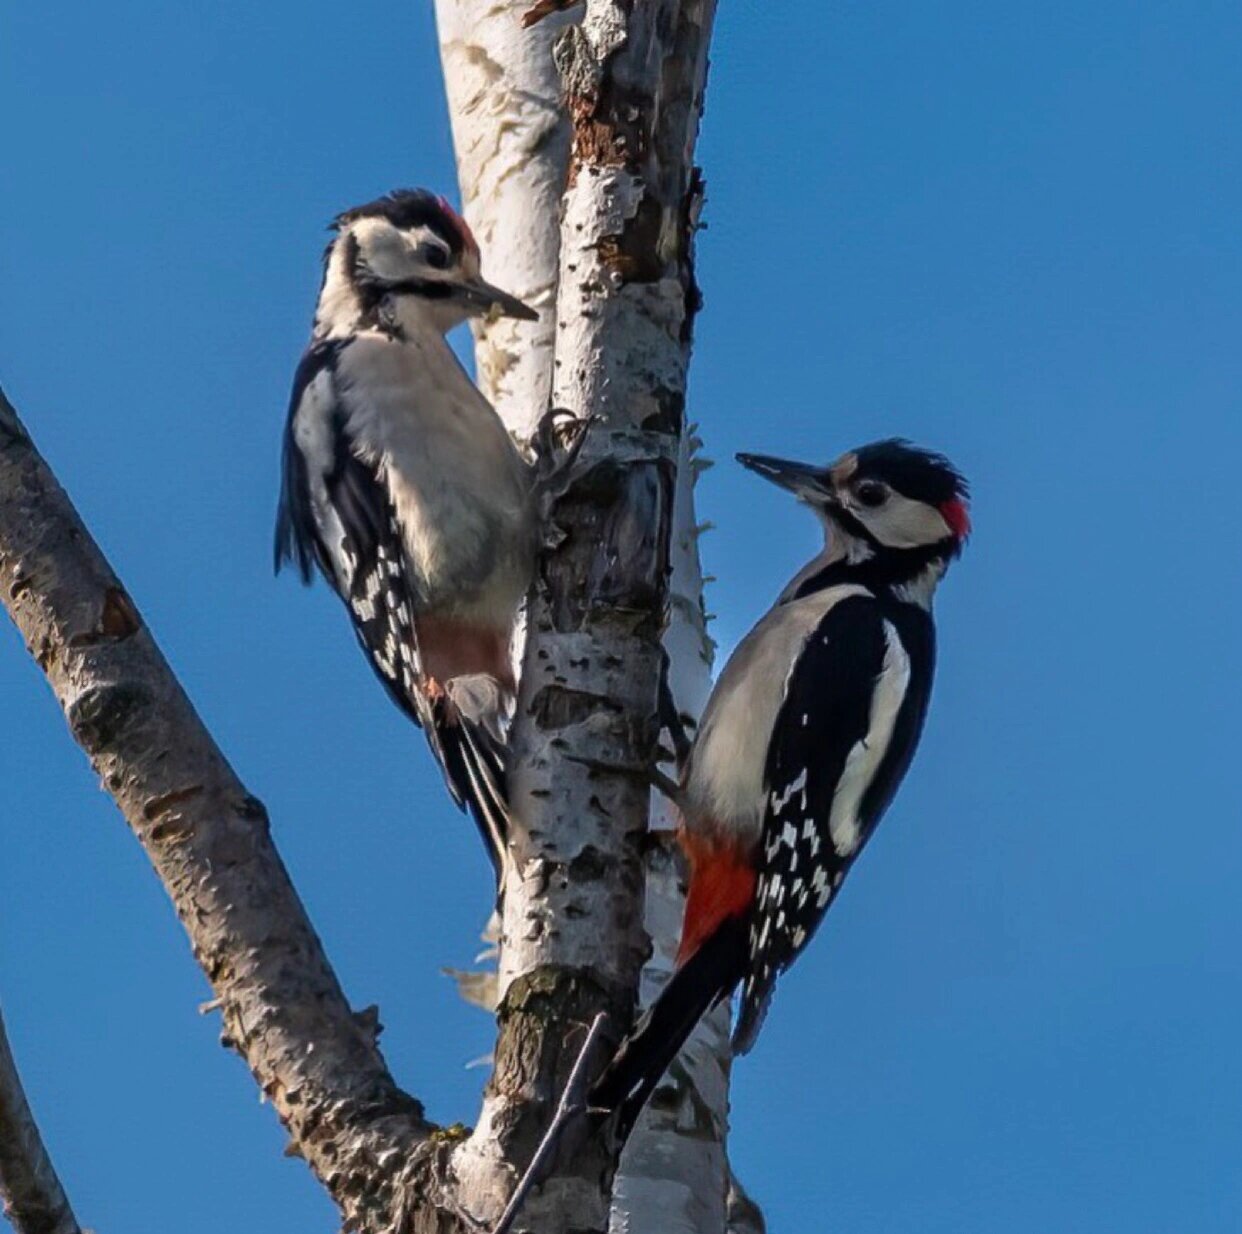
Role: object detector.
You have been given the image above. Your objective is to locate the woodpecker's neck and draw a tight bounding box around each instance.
[781,525,949,611]
[312,242,363,338]
[312,240,467,340]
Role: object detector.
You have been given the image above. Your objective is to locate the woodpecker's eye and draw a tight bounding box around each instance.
[421,243,451,270]
[854,479,889,508]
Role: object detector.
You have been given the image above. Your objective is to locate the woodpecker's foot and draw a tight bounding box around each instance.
[565,752,685,808]
[531,407,594,500]
[648,765,686,805]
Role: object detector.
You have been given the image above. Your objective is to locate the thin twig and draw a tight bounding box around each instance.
[564,753,685,811]
[491,1012,610,1234]
[0,1007,81,1234]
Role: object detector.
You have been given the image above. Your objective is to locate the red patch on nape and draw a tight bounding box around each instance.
[940,497,972,540]
[677,829,756,966]
[436,195,479,257]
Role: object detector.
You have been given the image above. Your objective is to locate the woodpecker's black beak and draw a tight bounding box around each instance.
[458,278,539,322]
[736,453,835,503]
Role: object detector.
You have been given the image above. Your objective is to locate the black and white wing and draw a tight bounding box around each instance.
[275,341,429,725]
[274,341,509,877]
[733,595,935,1053]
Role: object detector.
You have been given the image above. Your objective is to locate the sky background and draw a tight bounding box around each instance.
[3,3,1242,1231]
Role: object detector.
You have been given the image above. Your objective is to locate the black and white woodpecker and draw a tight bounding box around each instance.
[275,189,539,881]
[591,438,971,1141]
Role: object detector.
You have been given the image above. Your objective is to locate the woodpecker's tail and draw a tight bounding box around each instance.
[433,675,512,886]
[588,915,748,1148]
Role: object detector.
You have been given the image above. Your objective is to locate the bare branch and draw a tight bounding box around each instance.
[0,386,469,1233]
[0,1008,81,1234]
[603,2,763,1223]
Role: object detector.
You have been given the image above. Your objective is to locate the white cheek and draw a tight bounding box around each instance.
[858,495,952,548]
[354,219,415,281]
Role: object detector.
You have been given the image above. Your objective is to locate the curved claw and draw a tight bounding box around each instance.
[531,408,596,495]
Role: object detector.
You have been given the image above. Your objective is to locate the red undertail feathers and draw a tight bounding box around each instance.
[677,829,757,965]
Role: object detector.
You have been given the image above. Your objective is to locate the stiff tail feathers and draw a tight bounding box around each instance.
[436,716,509,884]
[731,977,773,1057]
[588,915,748,1148]
[432,674,512,885]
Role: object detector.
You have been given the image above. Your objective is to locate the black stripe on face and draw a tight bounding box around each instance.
[789,539,952,600]
[343,222,456,331]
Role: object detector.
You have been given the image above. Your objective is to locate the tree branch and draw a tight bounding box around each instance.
[0,386,468,1234]
[0,1007,81,1234]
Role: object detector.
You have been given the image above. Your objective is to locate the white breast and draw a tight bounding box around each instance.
[682,584,872,847]
[335,332,534,624]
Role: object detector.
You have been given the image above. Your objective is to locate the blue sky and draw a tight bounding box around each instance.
[3,3,1241,1231]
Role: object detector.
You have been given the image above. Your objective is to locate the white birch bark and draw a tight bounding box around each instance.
[435,0,569,437]
[609,426,732,1234]
[435,0,571,1014]
[435,3,763,1231]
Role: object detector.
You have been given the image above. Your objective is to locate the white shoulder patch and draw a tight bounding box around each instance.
[827,620,911,857]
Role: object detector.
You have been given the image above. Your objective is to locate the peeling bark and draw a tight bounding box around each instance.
[726,1172,769,1234]
[0,1007,81,1234]
[439,2,733,1229]
[437,0,765,1228]
[0,387,468,1234]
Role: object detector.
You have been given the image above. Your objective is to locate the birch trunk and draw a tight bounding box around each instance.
[609,427,733,1234]
[435,0,569,439]
[436,2,751,1230]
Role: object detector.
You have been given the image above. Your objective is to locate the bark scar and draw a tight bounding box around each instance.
[143,784,205,821]
[70,586,141,646]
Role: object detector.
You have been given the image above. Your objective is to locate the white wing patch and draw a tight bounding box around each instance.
[683,583,871,846]
[827,620,911,857]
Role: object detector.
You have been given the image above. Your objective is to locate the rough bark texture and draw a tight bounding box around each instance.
[0,388,467,1234]
[608,421,730,1234]
[441,2,726,1230]
[0,1008,81,1234]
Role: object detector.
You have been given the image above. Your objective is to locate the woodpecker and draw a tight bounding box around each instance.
[274,189,539,881]
[591,438,971,1142]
